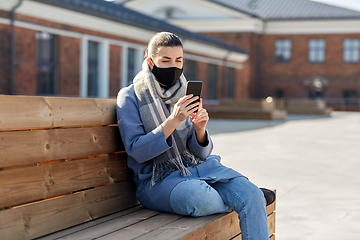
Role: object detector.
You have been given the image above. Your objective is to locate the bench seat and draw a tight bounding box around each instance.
[37,202,275,240]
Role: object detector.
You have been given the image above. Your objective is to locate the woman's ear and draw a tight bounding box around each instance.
[147,57,154,70]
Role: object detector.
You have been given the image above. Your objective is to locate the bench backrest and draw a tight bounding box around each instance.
[0,95,138,240]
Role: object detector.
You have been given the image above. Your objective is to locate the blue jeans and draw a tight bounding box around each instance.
[169,177,269,240]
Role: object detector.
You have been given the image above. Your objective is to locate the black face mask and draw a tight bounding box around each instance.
[151,63,183,89]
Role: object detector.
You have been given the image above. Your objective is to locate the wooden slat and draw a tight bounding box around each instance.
[133,214,226,240]
[36,206,145,240]
[98,213,184,240]
[266,190,276,216]
[0,153,130,209]
[0,181,139,240]
[53,208,161,240]
[0,95,117,130]
[0,126,123,168]
[178,211,239,240]
[46,97,117,127]
[268,212,276,238]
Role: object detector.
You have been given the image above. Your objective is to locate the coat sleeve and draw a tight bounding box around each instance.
[117,86,172,164]
[187,130,213,159]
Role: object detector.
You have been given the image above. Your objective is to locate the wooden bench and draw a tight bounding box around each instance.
[286,99,332,115]
[0,95,276,240]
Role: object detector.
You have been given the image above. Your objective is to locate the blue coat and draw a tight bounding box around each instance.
[116,85,244,213]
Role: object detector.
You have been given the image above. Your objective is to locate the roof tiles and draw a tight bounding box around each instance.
[210,0,360,20]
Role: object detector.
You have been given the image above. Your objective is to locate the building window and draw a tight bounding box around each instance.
[275,40,291,63]
[80,38,109,98]
[87,40,99,97]
[309,39,325,63]
[343,89,358,105]
[308,89,323,99]
[127,48,136,86]
[36,32,58,95]
[343,39,359,63]
[274,89,284,99]
[227,67,235,99]
[185,59,196,81]
[208,64,218,100]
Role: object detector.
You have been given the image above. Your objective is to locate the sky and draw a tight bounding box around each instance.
[312,0,360,11]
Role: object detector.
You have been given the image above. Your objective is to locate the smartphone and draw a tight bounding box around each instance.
[185,81,203,112]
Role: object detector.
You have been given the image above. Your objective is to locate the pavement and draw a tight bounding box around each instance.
[206,112,360,240]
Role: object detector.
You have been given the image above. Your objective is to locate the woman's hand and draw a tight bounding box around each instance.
[161,95,199,139]
[171,94,200,123]
[190,99,209,144]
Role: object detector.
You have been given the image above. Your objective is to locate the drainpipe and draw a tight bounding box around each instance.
[10,0,24,95]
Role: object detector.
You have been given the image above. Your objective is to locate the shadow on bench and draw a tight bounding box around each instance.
[0,95,275,240]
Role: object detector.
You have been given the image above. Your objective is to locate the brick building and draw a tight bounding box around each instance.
[124,0,360,108]
[0,0,248,100]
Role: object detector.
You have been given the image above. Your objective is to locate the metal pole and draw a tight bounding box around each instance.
[10,0,24,95]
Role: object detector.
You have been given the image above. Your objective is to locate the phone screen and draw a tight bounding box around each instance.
[186,81,203,112]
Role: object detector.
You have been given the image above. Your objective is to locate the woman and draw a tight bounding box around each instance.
[117,32,274,240]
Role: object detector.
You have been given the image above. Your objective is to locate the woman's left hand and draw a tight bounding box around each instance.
[190,99,209,143]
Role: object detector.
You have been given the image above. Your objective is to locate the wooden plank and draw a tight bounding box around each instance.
[268,212,276,238]
[133,214,226,240]
[0,181,138,240]
[178,211,240,240]
[0,95,53,130]
[98,212,184,240]
[54,208,161,240]
[0,95,117,131]
[0,126,123,168]
[46,97,117,127]
[36,206,144,240]
[0,153,130,209]
[266,189,276,216]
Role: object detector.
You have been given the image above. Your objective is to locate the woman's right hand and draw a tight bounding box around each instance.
[161,95,199,139]
[171,94,200,124]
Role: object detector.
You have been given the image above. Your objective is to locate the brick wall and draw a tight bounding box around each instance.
[58,35,80,96]
[196,61,209,99]
[236,64,250,99]
[14,27,37,95]
[205,31,360,100]
[261,34,360,99]
[109,45,121,97]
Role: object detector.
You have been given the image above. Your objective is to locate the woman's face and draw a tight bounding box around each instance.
[149,46,183,69]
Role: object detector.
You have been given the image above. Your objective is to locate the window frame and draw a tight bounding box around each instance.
[275,39,292,63]
[227,67,235,99]
[207,63,218,100]
[36,31,58,95]
[184,59,197,81]
[308,39,326,63]
[343,39,359,63]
